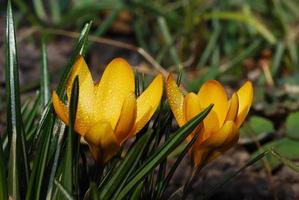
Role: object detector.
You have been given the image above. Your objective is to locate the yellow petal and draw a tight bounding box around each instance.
[95,58,135,129]
[166,74,185,126]
[52,91,69,124]
[197,80,228,133]
[132,74,163,135]
[201,120,237,148]
[66,56,97,134]
[129,108,151,137]
[236,81,253,128]
[183,93,202,142]
[85,121,120,163]
[115,92,137,144]
[225,93,239,121]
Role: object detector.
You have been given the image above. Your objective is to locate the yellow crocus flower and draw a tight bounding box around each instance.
[52,56,163,163]
[166,74,253,166]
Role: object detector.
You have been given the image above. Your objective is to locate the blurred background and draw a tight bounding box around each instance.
[1,0,299,199]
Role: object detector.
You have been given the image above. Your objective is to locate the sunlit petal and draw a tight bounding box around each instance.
[64,56,99,135]
[201,120,237,148]
[183,93,203,142]
[225,93,239,121]
[52,91,69,124]
[236,81,253,128]
[198,80,228,133]
[134,74,163,133]
[129,108,151,137]
[115,92,137,144]
[166,74,185,126]
[95,58,135,128]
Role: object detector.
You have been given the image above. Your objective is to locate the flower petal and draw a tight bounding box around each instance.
[66,56,97,134]
[129,108,151,137]
[197,80,228,133]
[52,91,69,124]
[166,74,185,126]
[183,93,203,142]
[115,92,137,144]
[95,58,135,129]
[236,81,253,128]
[85,121,120,163]
[202,120,237,148]
[225,93,239,121]
[132,74,163,135]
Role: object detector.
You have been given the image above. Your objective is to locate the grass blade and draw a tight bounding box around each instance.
[115,105,213,199]
[62,76,79,194]
[40,38,50,107]
[5,1,29,198]
[100,131,151,199]
[269,148,299,172]
[54,179,75,200]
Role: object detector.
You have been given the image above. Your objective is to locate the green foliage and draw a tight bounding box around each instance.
[3,0,299,199]
[286,111,299,140]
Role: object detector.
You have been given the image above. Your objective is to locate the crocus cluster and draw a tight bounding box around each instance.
[52,56,253,166]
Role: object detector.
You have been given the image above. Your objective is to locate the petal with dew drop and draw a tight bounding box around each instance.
[198,80,228,133]
[66,56,97,126]
[52,91,69,124]
[166,74,185,126]
[183,93,203,143]
[236,81,253,128]
[131,74,163,135]
[95,58,135,129]
[115,92,137,144]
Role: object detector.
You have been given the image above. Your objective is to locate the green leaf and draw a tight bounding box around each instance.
[240,116,274,144]
[252,138,299,170]
[115,104,213,199]
[56,21,92,96]
[286,111,299,140]
[156,134,198,199]
[5,1,29,198]
[54,179,75,200]
[62,76,79,194]
[40,38,50,107]
[100,131,151,199]
[269,148,299,173]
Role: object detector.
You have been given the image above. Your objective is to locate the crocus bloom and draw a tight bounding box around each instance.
[166,74,253,166]
[52,56,163,163]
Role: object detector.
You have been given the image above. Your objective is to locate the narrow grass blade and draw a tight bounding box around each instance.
[100,131,151,199]
[269,148,299,172]
[56,21,92,96]
[61,76,79,194]
[158,17,183,72]
[116,105,213,199]
[40,38,50,107]
[54,179,75,200]
[201,150,269,199]
[271,42,284,77]
[156,134,198,199]
[5,1,29,198]
[33,0,47,21]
